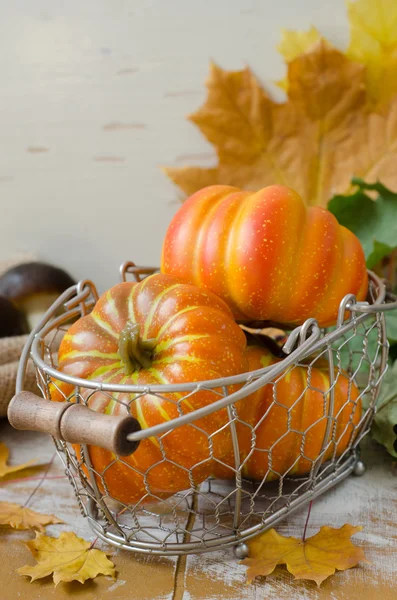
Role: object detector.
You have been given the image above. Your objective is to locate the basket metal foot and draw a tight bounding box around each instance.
[353,460,366,477]
[234,542,249,559]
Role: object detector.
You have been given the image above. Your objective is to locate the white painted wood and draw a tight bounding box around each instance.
[0,0,349,293]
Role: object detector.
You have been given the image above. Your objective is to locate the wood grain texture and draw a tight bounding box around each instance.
[1,420,396,599]
[0,421,178,600]
[7,393,141,455]
[0,0,350,294]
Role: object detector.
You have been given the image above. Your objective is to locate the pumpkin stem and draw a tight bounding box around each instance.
[118,322,156,374]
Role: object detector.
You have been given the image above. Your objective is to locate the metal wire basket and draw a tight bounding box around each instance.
[8,262,397,557]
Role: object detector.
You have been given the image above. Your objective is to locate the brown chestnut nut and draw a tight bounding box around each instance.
[0,262,76,331]
[0,296,28,338]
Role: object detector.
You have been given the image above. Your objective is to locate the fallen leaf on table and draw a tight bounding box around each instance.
[328,178,397,268]
[0,443,37,479]
[0,502,63,532]
[347,0,397,106]
[242,525,366,586]
[18,531,116,586]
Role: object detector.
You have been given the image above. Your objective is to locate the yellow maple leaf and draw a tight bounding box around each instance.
[18,531,116,586]
[276,26,322,90]
[0,442,37,479]
[0,501,63,532]
[347,0,397,106]
[242,525,366,586]
[278,26,322,62]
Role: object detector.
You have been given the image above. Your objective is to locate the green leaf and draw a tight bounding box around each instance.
[389,343,397,362]
[332,311,397,375]
[370,360,397,458]
[386,311,397,343]
[368,241,394,270]
[328,178,397,268]
[330,316,382,374]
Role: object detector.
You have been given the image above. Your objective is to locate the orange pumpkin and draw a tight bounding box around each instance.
[161,184,368,327]
[51,273,248,504]
[213,345,362,481]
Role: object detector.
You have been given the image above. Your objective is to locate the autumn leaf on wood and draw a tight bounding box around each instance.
[0,501,63,532]
[18,531,116,586]
[241,525,366,586]
[0,442,38,479]
[347,0,397,106]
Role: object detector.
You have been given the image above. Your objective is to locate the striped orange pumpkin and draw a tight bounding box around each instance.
[51,273,248,504]
[213,345,362,481]
[161,184,368,327]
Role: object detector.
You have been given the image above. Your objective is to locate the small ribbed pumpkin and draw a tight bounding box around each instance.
[161,184,368,326]
[50,273,248,504]
[213,345,362,481]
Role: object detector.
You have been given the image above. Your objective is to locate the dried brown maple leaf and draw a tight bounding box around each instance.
[165,39,397,205]
[0,501,63,532]
[18,531,116,586]
[241,524,366,586]
[0,442,37,479]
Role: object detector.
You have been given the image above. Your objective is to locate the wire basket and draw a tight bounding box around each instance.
[10,262,397,557]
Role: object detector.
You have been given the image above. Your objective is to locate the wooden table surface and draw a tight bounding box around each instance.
[1,419,396,600]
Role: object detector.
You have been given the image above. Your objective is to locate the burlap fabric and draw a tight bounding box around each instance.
[0,335,38,417]
[0,255,38,417]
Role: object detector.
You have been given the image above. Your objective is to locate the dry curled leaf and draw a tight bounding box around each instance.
[242,525,366,586]
[0,442,37,479]
[165,0,397,205]
[18,531,116,586]
[0,501,63,532]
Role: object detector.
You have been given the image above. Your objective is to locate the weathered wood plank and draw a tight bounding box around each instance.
[0,422,178,600]
[2,424,396,599]
[180,438,397,599]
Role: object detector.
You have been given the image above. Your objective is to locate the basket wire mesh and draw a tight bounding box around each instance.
[16,262,397,556]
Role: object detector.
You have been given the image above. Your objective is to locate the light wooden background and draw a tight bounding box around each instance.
[0,0,350,293]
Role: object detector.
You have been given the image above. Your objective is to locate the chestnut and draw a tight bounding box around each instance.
[0,295,28,338]
[0,262,76,331]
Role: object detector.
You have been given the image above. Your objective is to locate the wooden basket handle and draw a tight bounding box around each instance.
[7,392,141,456]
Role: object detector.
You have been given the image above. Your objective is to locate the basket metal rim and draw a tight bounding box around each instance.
[22,263,393,557]
[83,451,359,555]
[22,269,392,396]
